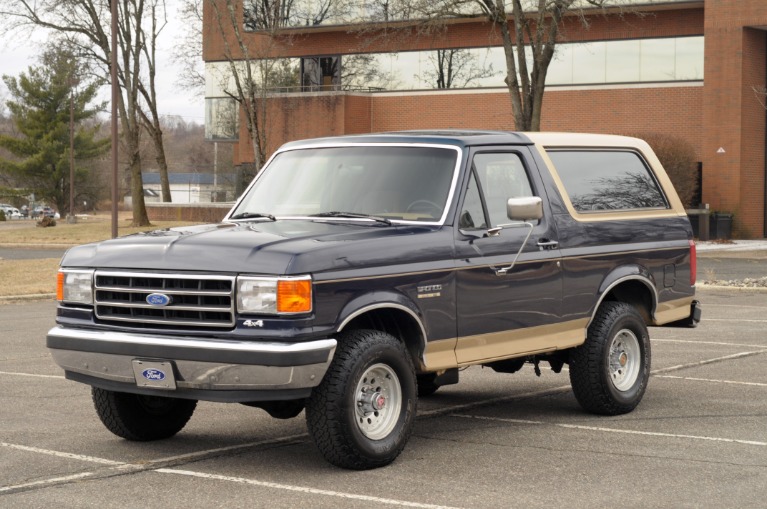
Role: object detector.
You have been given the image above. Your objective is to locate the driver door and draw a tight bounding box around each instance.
[454,148,564,364]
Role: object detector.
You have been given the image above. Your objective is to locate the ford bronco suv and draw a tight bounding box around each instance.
[48,131,700,470]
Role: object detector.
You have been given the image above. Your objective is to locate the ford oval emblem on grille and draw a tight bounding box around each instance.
[142,368,166,381]
[146,293,172,306]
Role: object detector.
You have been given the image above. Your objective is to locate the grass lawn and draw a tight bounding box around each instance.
[0,214,200,246]
[0,258,61,297]
[0,214,203,299]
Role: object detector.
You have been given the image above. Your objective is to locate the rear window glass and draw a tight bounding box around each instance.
[546,150,668,212]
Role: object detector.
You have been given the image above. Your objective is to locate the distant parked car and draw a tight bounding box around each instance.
[1,206,22,219]
[33,206,59,219]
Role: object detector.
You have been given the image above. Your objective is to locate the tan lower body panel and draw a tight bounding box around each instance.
[421,338,458,371]
[653,296,695,325]
[422,318,588,371]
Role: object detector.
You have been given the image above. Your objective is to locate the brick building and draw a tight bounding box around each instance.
[203,0,767,238]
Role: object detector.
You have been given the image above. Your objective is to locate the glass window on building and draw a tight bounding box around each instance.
[547,44,574,85]
[204,36,704,104]
[205,97,239,141]
[242,0,695,31]
[675,37,705,80]
[364,36,702,90]
[640,38,676,81]
[605,39,641,83]
[572,42,607,84]
[301,56,341,91]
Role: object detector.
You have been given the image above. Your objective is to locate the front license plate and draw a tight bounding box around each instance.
[132,359,177,390]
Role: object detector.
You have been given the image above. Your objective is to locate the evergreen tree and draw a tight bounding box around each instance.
[0,48,109,214]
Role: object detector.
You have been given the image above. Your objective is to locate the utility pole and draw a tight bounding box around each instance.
[110,0,118,238]
[213,141,218,202]
[67,71,77,224]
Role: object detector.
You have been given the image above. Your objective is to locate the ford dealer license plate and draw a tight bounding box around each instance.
[132,359,177,389]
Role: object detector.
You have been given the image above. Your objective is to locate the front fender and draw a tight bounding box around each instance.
[336,290,427,338]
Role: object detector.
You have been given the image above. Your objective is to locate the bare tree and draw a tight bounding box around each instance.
[419,0,611,131]
[0,0,175,224]
[174,0,205,95]
[345,0,627,130]
[206,0,304,170]
[754,86,767,110]
[339,54,396,91]
[428,48,498,89]
[136,0,172,202]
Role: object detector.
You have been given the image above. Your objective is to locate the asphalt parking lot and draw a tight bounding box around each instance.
[1,288,766,508]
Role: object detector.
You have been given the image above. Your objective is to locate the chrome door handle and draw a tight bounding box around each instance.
[537,239,559,250]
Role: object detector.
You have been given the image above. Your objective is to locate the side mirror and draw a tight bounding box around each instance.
[507,196,543,222]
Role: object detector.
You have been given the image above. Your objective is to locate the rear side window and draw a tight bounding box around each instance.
[546,150,668,212]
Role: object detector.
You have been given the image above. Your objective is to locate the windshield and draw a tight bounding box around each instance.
[230,145,460,223]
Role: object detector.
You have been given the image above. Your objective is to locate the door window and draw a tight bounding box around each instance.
[467,153,535,227]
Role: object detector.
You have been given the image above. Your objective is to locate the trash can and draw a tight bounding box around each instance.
[710,212,733,240]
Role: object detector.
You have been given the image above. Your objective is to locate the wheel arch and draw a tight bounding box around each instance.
[592,269,658,326]
[337,296,428,371]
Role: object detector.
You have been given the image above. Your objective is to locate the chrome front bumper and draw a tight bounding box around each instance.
[47,326,337,397]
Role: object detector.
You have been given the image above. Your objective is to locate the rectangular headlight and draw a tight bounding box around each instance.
[237,276,312,315]
[57,269,94,304]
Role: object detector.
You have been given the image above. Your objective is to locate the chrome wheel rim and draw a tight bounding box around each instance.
[608,329,641,392]
[354,363,402,440]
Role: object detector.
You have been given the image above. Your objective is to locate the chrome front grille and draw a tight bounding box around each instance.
[94,271,236,328]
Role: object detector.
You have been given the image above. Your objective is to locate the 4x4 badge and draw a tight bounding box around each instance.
[243,319,264,328]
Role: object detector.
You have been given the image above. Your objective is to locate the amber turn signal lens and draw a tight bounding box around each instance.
[56,271,65,301]
[277,279,312,313]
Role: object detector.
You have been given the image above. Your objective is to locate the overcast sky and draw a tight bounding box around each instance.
[0,0,205,124]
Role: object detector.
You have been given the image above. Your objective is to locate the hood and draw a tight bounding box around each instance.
[61,220,450,275]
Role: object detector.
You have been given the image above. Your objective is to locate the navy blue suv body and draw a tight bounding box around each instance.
[48,131,700,469]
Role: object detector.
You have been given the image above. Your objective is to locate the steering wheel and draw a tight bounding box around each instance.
[406,200,441,217]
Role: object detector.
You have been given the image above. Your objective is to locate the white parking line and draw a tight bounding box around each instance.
[710,304,767,309]
[0,371,64,379]
[655,375,767,387]
[451,414,767,447]
[0,473,96,494]
[703,319,767,323]
[0,442,125,465]
[0,435,310,495]
[3,347,765,497]
[156,469,464,509]
[0,437,466,507]
[417,385,573,417]
[652,339,767,349]
[652,349,767,374]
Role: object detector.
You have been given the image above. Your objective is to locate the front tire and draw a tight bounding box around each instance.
[569,302,651,415]
[92,387,197,441]
[305,329,417,470]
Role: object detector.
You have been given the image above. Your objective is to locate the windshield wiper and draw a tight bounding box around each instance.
[310,211,392,225]
[229,212,276,221]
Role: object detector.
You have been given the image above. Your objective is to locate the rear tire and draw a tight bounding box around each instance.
[92,387,197,441]
[569,302,650,415]
[305,329,417,470]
